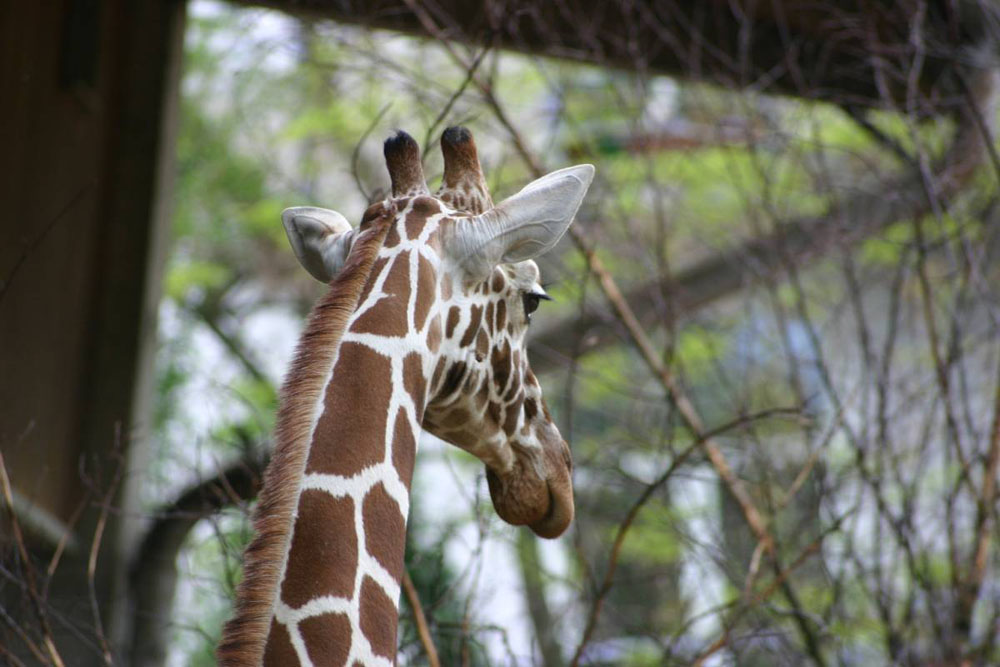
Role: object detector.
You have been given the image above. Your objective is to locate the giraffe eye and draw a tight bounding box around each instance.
[523,293,540,317]
[522,292,550,322]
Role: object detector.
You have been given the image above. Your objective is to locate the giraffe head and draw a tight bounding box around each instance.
[283,127,593,538]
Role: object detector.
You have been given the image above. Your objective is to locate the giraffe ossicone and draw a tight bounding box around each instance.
[218,127,594,666]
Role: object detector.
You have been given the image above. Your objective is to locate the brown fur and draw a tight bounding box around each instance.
[384,131,427,197]
[216,213,393,667]
[438,126,492,214]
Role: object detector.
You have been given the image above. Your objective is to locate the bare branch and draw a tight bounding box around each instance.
[402,570,441,667]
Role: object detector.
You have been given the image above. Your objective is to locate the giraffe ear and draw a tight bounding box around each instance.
[447,164,595,278]
[282,207,356,283]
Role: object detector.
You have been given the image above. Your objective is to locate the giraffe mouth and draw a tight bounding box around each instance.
[484,441,574,539]
[528,481,574,538]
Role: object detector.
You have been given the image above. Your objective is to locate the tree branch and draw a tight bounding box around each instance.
[402,570,441,667]
[127,452,267,667]
[530,103,992,374]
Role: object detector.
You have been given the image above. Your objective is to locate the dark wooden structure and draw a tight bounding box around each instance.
[1,0,186,661]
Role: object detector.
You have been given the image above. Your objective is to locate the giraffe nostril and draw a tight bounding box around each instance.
[475,353,485,362]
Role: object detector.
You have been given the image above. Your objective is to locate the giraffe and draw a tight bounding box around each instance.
[217,126,594,666]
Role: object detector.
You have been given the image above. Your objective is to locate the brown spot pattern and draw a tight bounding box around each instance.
[487,401,502,427]
[491,269,505,292]
[392,408,416,489]
[281,491,356,608]
[504,395,523,436]
[384,223,401,248]
[439,361,467,399]
[491,339,512,394]
[503,377,520,403]
[463,371,478,393]
[475,329,489,359]
[427,315,442,353]
[350,253,410,337]
[496,300,506,330]
[430,358,446,394]
[475,378,490,410]
[405,197,438,239]
[414,253,436,330]
[363,483,407,580]
[359,577,397,658]
[445,306,460,338]
[301,613,351,667]
[306,343,392,477]
[263,620,298,665]
[308,343,390,476]
[357,257,388,307]
[403,352,426,415]
[460,304,483,347]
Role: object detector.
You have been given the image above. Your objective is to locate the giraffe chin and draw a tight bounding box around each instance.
[485,461,574,539]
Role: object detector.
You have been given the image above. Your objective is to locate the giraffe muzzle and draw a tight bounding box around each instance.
[485,436,575,538]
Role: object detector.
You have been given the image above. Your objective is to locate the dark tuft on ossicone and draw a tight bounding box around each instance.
[441,125,472,146]
[384,130,419,159]
[384,130,428,197]
[438,126,492,213]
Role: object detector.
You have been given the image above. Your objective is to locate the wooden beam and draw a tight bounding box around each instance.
[238,0,996,113]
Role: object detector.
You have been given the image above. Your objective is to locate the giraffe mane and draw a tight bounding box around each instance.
[217,210,394,667]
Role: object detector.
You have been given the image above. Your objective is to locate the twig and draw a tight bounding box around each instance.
[0,642,29,667]
[402,570,441,667]
[691,512,851,666]
[575,240,775,552]
[956,350,1000,642]
[843,106,915,167]
[351,103,393,203]
[568,440,696,666]
[0,602,49,666]
[422,47,489,158]
[0,450,65,667]
[86,426,126,666]
[43,494,90,601]
[568,406,795,666]
[776,401,849,513]
[0,181,94,305]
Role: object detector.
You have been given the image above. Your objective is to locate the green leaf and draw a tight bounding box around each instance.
[165,260,231,302]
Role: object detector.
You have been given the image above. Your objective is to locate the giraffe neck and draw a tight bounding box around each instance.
[220,196,449,665]
[219,206,422,667]
[263,317,423,666]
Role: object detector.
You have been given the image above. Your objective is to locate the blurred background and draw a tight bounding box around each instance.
[3,1,1000,665]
